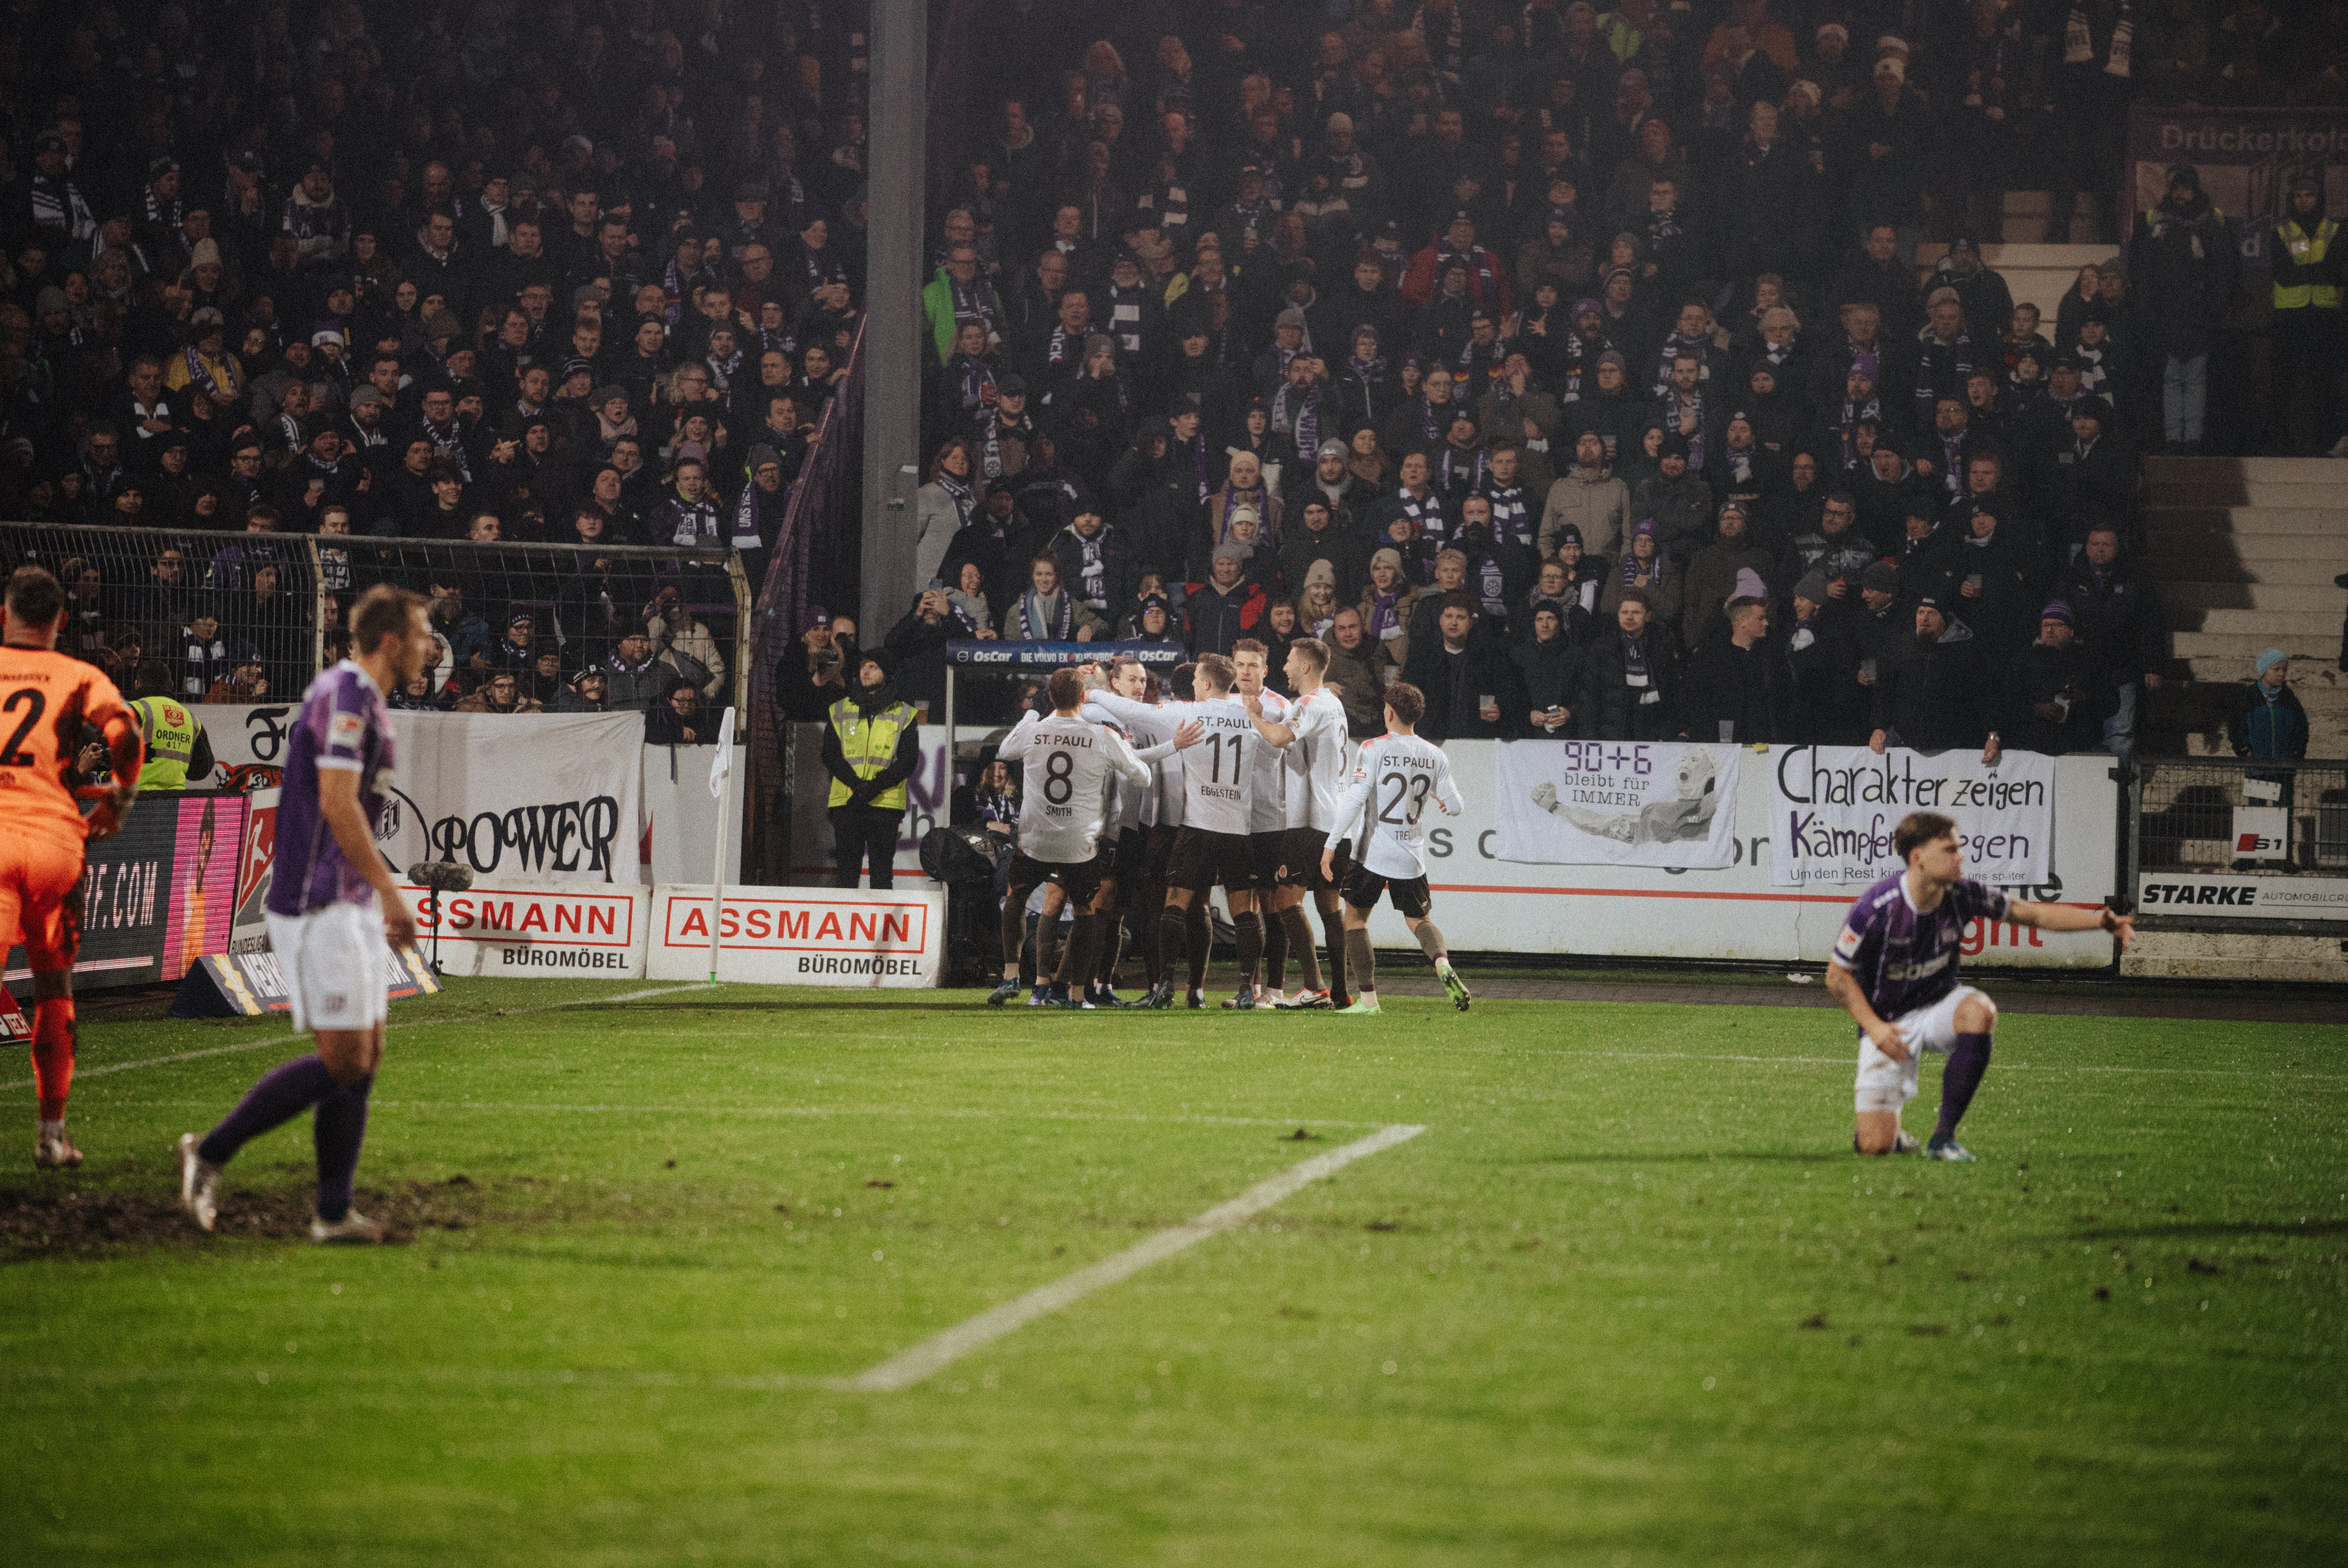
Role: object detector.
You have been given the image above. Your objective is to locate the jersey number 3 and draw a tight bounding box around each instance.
[0,688,45,767]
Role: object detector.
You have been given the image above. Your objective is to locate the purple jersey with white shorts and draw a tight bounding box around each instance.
[267,661,395,917]
[1830,871,2010,1020]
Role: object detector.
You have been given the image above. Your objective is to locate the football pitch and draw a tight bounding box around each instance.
[2,976,2342,1566]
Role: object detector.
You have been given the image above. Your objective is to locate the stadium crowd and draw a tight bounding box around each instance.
[883,0,2344,761]
[0,0,2339,766]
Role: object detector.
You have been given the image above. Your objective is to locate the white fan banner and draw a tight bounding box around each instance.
[1767,744,2056,886]
[1492,740,1743,869]
[206,705,645,884]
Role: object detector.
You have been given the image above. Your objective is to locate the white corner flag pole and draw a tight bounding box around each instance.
[708,706,737,984]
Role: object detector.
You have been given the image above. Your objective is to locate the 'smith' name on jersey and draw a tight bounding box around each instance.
[1830,871,2011,1020]
[1332,734,1465,879]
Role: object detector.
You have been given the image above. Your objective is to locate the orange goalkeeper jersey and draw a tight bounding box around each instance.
[0,646,133,845]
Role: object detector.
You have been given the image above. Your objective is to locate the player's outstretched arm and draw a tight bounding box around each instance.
[1241,691,1297,748]
[2011,900,2134,947]
[319,765,416,945]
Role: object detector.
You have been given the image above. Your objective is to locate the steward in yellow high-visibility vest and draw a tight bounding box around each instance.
[2270,173,2344,455]
[128,694,213,791]
[822,648,919,889]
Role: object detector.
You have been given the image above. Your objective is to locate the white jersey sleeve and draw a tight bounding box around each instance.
[1283,687,1353,830]
[1244,689,1290,833]
[1084,691,1180,829]
[1349,733,1460,879]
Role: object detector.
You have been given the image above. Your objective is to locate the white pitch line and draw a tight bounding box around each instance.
[0,983,719,1093]
[839,1122,1427,1394]
[67,1098,1391,1132]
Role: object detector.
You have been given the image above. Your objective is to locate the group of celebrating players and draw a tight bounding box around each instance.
[0,561,2142,1239]
[987,636,1469,1016]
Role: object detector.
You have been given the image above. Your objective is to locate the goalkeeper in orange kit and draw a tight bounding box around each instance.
[0,566,142,1168]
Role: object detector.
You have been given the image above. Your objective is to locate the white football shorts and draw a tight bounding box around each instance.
[1854,984,1986,1114]
[265,901,390,1034]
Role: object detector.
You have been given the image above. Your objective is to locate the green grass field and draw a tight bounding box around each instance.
[2,976,2342,1566]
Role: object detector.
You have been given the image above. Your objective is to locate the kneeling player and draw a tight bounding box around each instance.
[1319,682,1470,1013]
[0,567,142,1168]
[178,586,432,1241]
[1825,811,2134,1161]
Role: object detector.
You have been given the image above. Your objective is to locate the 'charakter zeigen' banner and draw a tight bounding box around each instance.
[1767,745,2056,888]
[1492,740,1743,869]
[2125,107,2348,264]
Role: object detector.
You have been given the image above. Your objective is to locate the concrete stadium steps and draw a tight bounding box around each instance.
[2123,929,2348,983]
[1997,190,2108,246]
[2135,455,2347,757]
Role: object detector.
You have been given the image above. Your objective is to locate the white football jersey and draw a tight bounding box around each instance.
[1084,690,1186,827]
[1001,709,1151,864]
[1281,686,1352,831]
[1240,686,1290,833]
[1090,689,1259,835]
[1081,695,1185,831]
[1330,731,1465,879]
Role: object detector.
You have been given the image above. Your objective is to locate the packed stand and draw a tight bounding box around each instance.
[898,0,2348,754]
[0,0,874,722]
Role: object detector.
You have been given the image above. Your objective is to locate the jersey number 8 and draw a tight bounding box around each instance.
[1043,749,1075,804]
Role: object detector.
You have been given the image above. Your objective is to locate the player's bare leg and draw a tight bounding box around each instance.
[1335,899,1380,1013]
[1405,914,1470,1011]
[1258,883,1288,1005]
[1224,886,1265,1007]
[1315,887,1349,1007]
[1156,885,1221,1007]
[29,967,81,1168]
[1032,883,1070,1004]
[1268,883,1326,1006]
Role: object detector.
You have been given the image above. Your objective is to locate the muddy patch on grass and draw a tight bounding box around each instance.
[0,1173,497,1260]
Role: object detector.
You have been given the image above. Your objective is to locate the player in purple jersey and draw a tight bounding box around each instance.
[1826,811,2134,1162]
[178,586,434,1242]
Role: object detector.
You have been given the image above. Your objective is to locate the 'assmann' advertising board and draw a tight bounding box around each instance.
[648,885,944,987]
[405,878,652,979]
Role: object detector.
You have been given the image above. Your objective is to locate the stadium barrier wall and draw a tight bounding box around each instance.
[404,877,653,980]
[1358,745,2119,966]
[202,705,745,888]
[4,790,249,994]
[786,736,2120,969]
[647,885,945,988]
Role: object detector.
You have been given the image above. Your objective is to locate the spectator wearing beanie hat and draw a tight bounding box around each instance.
[1632,430,1714,565]
[2003,601,2113,755]
[1870,592,1999,762]
[1683,498,1778,652]
[2227,649,2308,776]
[1783,566,1872,744]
